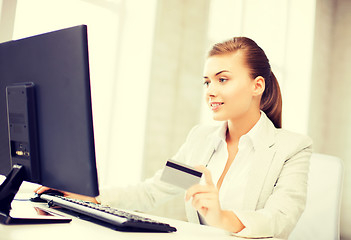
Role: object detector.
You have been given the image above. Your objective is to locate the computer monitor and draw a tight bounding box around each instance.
[0,25,99,220]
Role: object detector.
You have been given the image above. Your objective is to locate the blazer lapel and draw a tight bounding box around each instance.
[241,114,277,211]
[242,146,275,211]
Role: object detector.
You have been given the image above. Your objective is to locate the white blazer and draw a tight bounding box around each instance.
[99,114,313,239]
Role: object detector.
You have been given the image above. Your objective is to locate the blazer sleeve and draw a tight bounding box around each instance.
[234,133,313,239]
[97,169,183,212]
[97,125,201,212]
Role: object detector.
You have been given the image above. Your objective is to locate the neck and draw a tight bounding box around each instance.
[226,110,261,143]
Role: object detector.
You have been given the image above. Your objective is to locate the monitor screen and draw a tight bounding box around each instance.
[0,25,99,197]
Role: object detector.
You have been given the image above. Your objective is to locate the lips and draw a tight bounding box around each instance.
[210,102,224,111]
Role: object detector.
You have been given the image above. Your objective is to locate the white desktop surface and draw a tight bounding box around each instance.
[1,201,283,240]
[0,202,234,240]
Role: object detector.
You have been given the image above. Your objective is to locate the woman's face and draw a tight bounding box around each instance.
[203,52,258,122]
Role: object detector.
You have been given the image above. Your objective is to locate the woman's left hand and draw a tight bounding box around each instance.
[185,166,245,232]
[185,166,224,227]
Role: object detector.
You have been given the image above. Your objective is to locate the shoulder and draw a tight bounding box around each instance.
[185,122,224,141]
[273,128,313,158]
[172,123,225,165]
[274,128,312,147]
[179,122,225,154]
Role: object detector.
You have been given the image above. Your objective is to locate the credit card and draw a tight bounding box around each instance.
[160,159,202,189]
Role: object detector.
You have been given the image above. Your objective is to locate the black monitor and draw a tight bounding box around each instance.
[0,25,99,221]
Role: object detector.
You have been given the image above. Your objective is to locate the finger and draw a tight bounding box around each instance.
[195,165,214,187]
[192,197,213,214]
[34,186,51,194]
[192,192,218,208]
[185,184,212,201]
[198,206,208,217]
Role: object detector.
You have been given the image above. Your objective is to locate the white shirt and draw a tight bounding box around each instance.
[207,113,266,212]
[199,112,264,220]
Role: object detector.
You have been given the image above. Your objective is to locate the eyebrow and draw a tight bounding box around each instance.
[203,70,230,79]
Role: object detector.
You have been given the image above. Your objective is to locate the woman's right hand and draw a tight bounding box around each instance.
[34,186,99,204]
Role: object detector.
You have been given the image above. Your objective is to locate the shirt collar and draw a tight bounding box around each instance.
[245,111,265,150]
[212,111,275,151]
[211,121,227,151]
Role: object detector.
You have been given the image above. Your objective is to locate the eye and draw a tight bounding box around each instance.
[203,80,210,87]
[219,77,228,83]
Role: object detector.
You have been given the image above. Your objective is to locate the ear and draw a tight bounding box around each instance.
[252,76,265,96]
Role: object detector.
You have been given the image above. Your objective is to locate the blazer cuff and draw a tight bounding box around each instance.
[232,210,274,238]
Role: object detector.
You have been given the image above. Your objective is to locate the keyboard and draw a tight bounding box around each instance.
[39,194,177,233]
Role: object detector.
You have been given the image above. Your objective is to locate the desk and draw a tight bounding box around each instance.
[0,201,284,240]
[0,177,281,240]
[1,201,284,240]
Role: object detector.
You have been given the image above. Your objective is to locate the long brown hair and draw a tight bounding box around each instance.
[208,37,282,128]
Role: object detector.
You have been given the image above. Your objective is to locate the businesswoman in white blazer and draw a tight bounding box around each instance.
[36,37,312,239]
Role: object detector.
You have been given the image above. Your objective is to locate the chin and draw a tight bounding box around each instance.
[212,114,227,122]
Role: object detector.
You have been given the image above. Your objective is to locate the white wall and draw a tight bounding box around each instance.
[0,0,17,42]
[141,0,211,221]
[308,0,351,239]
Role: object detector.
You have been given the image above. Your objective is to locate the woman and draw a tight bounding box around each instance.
[37,37,312,239]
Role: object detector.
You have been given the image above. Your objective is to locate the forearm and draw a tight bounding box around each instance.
[98,171,183,212]
[215,210,245,233]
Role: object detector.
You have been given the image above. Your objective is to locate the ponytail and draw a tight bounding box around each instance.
[260,71,282,128]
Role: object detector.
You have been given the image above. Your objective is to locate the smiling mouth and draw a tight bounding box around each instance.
[210,102,224,110]
[211,103,223,107]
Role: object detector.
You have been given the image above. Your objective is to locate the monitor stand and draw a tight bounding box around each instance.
[0,164,25,220]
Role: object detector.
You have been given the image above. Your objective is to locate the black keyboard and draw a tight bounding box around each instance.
[39,194,177,233]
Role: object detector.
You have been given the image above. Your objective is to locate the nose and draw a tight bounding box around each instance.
[205,82,217,98]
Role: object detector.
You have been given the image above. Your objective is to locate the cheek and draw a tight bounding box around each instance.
[204,93,209,103]
[225,84,252,108]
